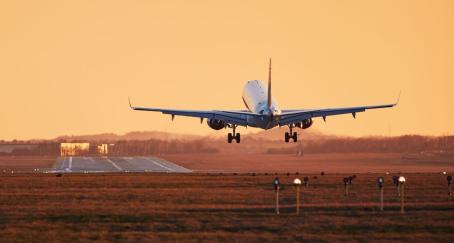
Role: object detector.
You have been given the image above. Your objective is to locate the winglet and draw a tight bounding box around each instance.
[128,97,134,110]
[267,58,272,109]
[395,90,401,106]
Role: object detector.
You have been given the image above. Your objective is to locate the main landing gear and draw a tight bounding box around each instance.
[227,125,241,143]
[285,125,298,143]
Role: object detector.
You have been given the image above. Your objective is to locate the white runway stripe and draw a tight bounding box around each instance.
[143,157,174,172]
[105,157,123,171]
[152,157,192,172]
[68,157,73,170]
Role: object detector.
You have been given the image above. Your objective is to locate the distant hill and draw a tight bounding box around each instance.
[54,131,204,142]
[248,127,329,141]
[3,129,452,155]
[53,128,329,142]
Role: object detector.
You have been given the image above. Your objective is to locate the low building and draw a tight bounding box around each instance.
[97,144,109,155]
[60,143,90,156]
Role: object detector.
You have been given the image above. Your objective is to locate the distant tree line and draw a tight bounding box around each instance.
[266,135,454,154]
[0,135,453,156]
[0,139,219,156]
[0,143,60,156]
[108,139,219,155]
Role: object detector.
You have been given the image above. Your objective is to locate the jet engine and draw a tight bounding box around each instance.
[295,118,313,129]
[207,119,225,130]
[302,118,313,129]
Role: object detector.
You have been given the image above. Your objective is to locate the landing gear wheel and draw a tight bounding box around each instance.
[227,125,241,143]
[292,132,298,142]
[284,125,298,143]
[228,133,233,143]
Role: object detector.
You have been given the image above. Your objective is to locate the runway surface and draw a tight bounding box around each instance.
[54,156,191,173]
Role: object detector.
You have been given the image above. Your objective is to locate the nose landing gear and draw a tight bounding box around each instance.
[285,125,298,143]
[227,125,241,143]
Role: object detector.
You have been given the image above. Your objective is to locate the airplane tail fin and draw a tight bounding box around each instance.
[267,58,272,109]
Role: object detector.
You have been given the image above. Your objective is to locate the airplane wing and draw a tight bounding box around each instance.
[129,99,261,127]
[279,102,397,126]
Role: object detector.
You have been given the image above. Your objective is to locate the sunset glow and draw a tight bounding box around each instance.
[1,0,453,140]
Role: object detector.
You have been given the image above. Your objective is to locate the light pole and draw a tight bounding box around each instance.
[343,177,349,196]
[293,178,302,215]
[398,176,406,214]
[447,175,452,198]
[273,177,280,215]
[377,177,384,211]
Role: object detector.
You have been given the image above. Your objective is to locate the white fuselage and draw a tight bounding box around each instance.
[242,80,282,129]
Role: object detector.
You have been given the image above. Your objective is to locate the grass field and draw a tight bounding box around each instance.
[162,152,454,173]
[0,156,56,172]
[0,173,453,242]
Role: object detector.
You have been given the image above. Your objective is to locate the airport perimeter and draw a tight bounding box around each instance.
[0,172,453,242]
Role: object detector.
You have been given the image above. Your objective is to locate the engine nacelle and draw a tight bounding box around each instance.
[207,119,225,130]
[295,118,313,129]
[302,118,313,129]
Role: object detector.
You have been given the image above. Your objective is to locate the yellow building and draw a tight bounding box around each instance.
[97,144,109,155]
[60,143,90,156]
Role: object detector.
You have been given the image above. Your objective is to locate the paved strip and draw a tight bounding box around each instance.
[62,157,66,170]
[55,157,67,171]
[147,157,192,172]
[142,157,175,172]
[108,157,168,172]
[73,157,117,172]
[55,157,120,172]
[104,157,123,171]
[68,157,73,171]
[52,156,191,173]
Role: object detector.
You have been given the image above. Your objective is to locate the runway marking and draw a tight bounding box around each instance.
[143,157,175,172]
[105,157,123,171]
[53,156,190,173]
[68,157,73,170]
[152,157,192,172]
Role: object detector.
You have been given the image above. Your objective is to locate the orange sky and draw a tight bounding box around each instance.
[1,0,453,140]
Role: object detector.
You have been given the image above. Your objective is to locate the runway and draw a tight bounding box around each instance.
[54,156,191,173]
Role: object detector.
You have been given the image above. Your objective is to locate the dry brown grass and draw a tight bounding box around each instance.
[162,152,454,173]
[0,156,56,172]
[0,173,453,242]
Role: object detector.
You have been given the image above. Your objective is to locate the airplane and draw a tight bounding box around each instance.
[129,59,398,143]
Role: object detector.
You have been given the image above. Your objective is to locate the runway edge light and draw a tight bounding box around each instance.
[398,176,406,214]
[273,177,280,215]
[377,177,384,211]
[294,178,302,215]
[447,175,452,198]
